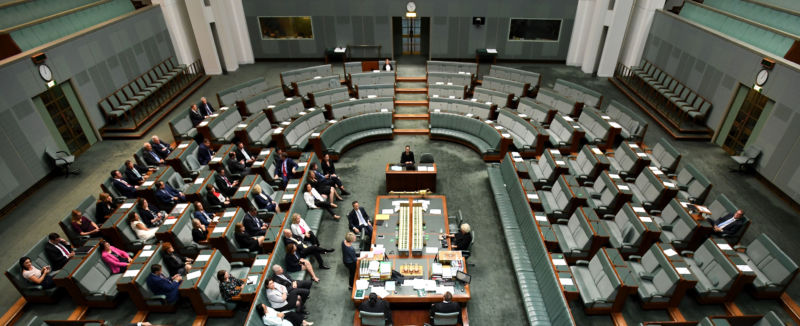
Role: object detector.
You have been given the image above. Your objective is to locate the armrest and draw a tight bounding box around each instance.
[575,260,590,266]
[146,294,168,304]
[190,171,199,178]
[583,181,594,187]
[26,285,44,291]
[667,173,676,178]
[678,185,688,191]
[603,214,615,220]
[555,218,569,224]
[681,250,694,257]
[230,261,244,268]
[113,197,126,204]
[649,209,661,215]
[230,173,242,180]
[640,274,654,281]
[57,150,70,155]
[661,225,673,231]
[624,177,636,183]
[628,255,642,262]
[541,185,552,191]
[209,205,222,212]
[183,178,193,183]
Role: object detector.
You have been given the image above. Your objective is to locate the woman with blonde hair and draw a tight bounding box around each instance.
[290,213,318,246]
[446,223,472,250]
[342,232,358,289]
[95,192,117,224]
[252,184,280,213]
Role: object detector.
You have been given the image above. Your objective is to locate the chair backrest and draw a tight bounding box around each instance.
[744,234,799,287]
[420,153,434,164]
[517,97,554,124]
[359,311,386,325]
[433,311,460,325]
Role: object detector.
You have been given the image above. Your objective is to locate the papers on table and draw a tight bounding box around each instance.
[194,177,205,184]
[617,185,630,191]
[629,143,639,148]
[502,133,511,138]
[367,95,377,98]
[196,254,211,262]
[637,152,648,157]
[297,162,307,167]
[446,82,453,86]
[518,114,528,118]
[267,105,276,109]
[486,48,498,54]
[639,216,653,223]
[527,193,539,200]
[390,165,402,171]
[140,250,154,258]
[676,267,691,275]
[486,102,493,105]
[375,214,390,221]
[282,194,294,201]
[385,281,396,292]
[238,186,250,192]
[144,245,153,250]
[247,275,258,285]
[141,181,154,187]
[494,125,504,130]
[334,47,347,53]
[449,95,456,99]
[609,122,623,129]
[432,94,439,98]
[371,286,390,298]
[601,115,611,119]
[313,76,321,79]
[436,285,455,294]
[273,128,283,134]
[253,161,264,167]
[458,71,466,75]
[211,157,221,163]
[425,247,439,254]
[435,82,444,85]
[381,108,389,112]
[123,269,140,278]
[198,121,208,127]
[555,160,565,165]
[187,270,202,280]
[121,202,134,209]
[696,205,711,214]
[663,249,678,256]
[237,123,247,128]
[592,148,603,155]
[535,214,547,222]
[355,279,369,290]
[381,209,394,214]
[175,203,188,211]
[563,116,574,122]
[429,209,442,215]
[253,259,268,266]
[609,174,621,179]
[298,111,306,115]
[280,121,291,126]
[418,165,434,172]
[286,183,298,190]
[212,227,226,234]
[559,277,574,286]
[663,182,676,188]
[178,143,189,149]
[465,113,474,118]
[470,98,478,102]
[737,264,753,272]
[552,258,567,266]
[633,206,647,213]
[163,219,177,225]
[717,243,733,251]
[259,149,271,156]
[549,149,561,155]
[224,210,236,217]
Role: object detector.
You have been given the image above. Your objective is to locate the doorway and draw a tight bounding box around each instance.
[36,82,91,155]
[718,86,772,155]
[392,16,430,58]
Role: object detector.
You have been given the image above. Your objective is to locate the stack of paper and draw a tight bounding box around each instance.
[355,279,369,290]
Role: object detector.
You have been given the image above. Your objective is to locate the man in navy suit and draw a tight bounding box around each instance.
[429,292,461,324]
[111,170,137,198]
[347,201,373,239]
[709,210,747,237]
[145,264,182,304]
[189,104,205,127]
[149,135,172,158]
[214,168,239,197]
[274,152,298,189]
[142,143,165,166]
[124,160,150,185]
[193,201,212,226]
[243,208,267,237]
[155,181,186,209]
[197,138,214,166]
[235,142,256,166]
[199,97,215,116]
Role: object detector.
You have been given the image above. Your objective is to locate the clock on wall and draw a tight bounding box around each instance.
[406,1,416,12]
[38,64,53,82]
[755,68,769,86]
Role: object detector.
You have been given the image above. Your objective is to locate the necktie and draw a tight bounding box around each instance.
[282,161,288,177]
[299,224,306,234]
[718,217,735,229]
[132,168,141,178]
[56,243,69,257]
[357,209,367,226]
[223,176,231,187]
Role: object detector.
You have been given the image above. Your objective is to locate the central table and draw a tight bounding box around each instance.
[385,163,437,192]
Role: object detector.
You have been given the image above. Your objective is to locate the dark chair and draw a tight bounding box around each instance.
[45,147,79,177]
[731,145,761,173]
[420,153,435,164]
[359,311,387,326]
[432,311,460,325]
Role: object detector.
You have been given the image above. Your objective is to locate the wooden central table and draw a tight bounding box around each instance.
[385,163,437,192]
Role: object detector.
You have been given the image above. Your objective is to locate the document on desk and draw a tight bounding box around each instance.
[429,209,442,215]
[121,202,134,209]
[253,259,268,266]
[224,210,236,217]
[123,269,140,278]
[196,254,211,262]
[486,48,498,54]
[424,280,438,292]
[436,286,455,294]
[381,209,394,214]
[140,250,154,258]
[385,281,396,292]
[390,165,402,171]
[187,270,202,280]
[356,279,369,290]
[247,275,258,285]
[371,287,390,298]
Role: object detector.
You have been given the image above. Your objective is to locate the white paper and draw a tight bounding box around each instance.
[676,267,691,275]
[259,149,271,156]
[175,203,188,211]
[253,161,263,167]
[470,98,478,102]
[637,153,648,157]
[140,250,154,258]
[194,177,205,184]
[311,132,320,137]
[267,105,276,109]
[286,183,298,190]
[212,227,225,234]
[121,202,134,209]
[559,278,574,286]
[430,209,442,215]
[297,162,307,167]
[592,148,603,155]
[680,202,690,208]
[549,149,561,155]
[494,125,504,130]
[736,264,753,272]
[237,123,247,128]
[144,245,153,250]
[629,144,639,148]
[186,270,202,280]
[617,185,630,191]
[247,275,259,285]
[178,143,189,149]
[355,279,369,290]
[224,210,236,217]
[280,121,291,126]
[663,182,676,188]
[633,207,647,213]
[253,259,268,266]
[381,209,394,214]
[328,120,337,123]
[372,70,380,73]
[555,160,566,165]
[435,82,444,85]
[425,247,439,254]
[717,243,733,251]
[334,47,346,53]
[563,116,574,122]
[238,186,249,192]
[486,102,493,105]
[123,269,140,278]
[519,114,528,118]
[282,194,294,200]
[609,174,621,179]
[487,48,498,54]
[663,249,677,256]
[446,82,453,86]
[274,128,283,134]
[367,95,377,98]
[163,219,177,225]
[298,111,306,116]
[390,166,402,171]
[465,113,474,117]
[198,121,208,127]
[196,254,211,262]
[552,258,567,266]
[381,108,389,112]
[601,115,611,119]
[527,193,539,200]
[313,76,321,79]
[432,94,439,98]
[502,133,511,138]
[639,216,653,223]
[211,157,221,163]
[535,215,547,222]
[142,181,154,187]
[449,95,456,99]
[609,122,623,129]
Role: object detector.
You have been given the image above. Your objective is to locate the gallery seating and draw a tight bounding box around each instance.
[552,78,603,109]
[428,84,467,99]
[314,111,393,159]
[657,199,707,250]
[429,97,494,120]
[603,100,648,142]
[429,111,509,161]
[537,175,586,221]
[427,72,474,87]
[355,84,395,99]
[328,97,394,119]
[516,97,557,125]
[56,241,123,307]
[216,77,269,108]
[348,71,395,86]
[427,60,478,74]
[235,112,275,147]
[496,108,548,158]
[206,107,243,143]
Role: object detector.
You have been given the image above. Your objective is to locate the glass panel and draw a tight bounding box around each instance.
[258,16,314,40]
[509,18,562,41]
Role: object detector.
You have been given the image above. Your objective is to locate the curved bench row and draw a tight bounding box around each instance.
[311,112,394,160]
[429,111,511,161]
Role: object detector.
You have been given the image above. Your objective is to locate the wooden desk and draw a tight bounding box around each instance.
[385,164,437,192]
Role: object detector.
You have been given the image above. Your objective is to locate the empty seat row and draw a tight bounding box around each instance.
[577,107,619,150]
[481,76,527,99]
[280,64,333,91]
[488,65,541,96]
[603,100,648,142]
[344,60,395,74]
[328,97,393,120]
[472,87,513,108]
[355,84,395,99]
[267,98,305,124]
[429,97,494,120]
[496,108,548,158]
[674,163,712,204]
[206,107,243,143]
[0,0,98,30]
[236,112,275,147]
[348,71,395,86]
[429,111,507,160]
[630,59,712,123]
[292,75,341,97]
[426,60,478,74]
[546,114,584,153]
[427,71,473,87]
[240,87,297,116]
[99,57,186,123]
[308,87,350,108]
[428,84,467,99]
[516,97,557,126]
[216,77,270,108]
[552,78,603,109]
[272,110,326,153]
[535,87,581,117]
[316,111,393,158]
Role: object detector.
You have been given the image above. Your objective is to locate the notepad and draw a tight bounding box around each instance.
[535,215,547,222]
[196,254,211,262]
[633,207,646,213]
[367,95,377,98]
[717,243,733,251]
[430,209,442,215]
[286,183,298,190]
[311,132,320,137]
[355,279,369,290]
[381,209,394,214]
[592,148,603,155]
[198,121,208,127]
[238,186,249,192]
[639,216,653,223]
[663,249,677,256]
[121,202,134,209]
[676,267,691,275]
[253,259,268,266]
[559,278,574,286]
[527,193,539,200]
[212,227,225,234]
[609,122,622,129]
[187,270,202,280]
[194,177,205,184]
[163,219,177,225]
[178,143,189,149]
[637,153,648,157]
[142,181,154,187]
[140,250,154,258]
[253,161,263,167]
[224,210,236,217]
[282,194,294,200]
[390,166,402,171]
[663,182,675,188]
[425,247,439,254]
[211,157,221,163]
[552,258,567,266]
[123,269,140,278]
[555,160,565,165]
[601,115,611,119]
[737,264,753,272]
[617,185,629,190]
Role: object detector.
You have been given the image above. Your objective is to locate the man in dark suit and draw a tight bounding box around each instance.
[271,264,312,299]
[124,160,150,185]
[111,170,137,198]
[138,199,164,227]
[235,142,256,166]
[149,135,172,158]
[199,97,215,116]
[189,104,205,126]
[243,208,267,236]
[145,264,182,304]
[197,138,214,166]
[709,209,746,237]
[155,181,186,209]
[214,168,239,197]
[400,145,415,169]
[142,143,165,166]
[193,201,212,226]
[429,292,460,324]
[44,233,74,271]
[358,293,392,324]
[274,152,298,189]
[227,152,248,176]
[348,201,373,239]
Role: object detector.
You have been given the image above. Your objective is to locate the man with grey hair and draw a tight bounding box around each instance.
[270,264,311,303]
[199,97,215,116]
[149,135,172,158]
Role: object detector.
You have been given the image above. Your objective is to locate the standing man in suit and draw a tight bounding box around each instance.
[155,181,186,209]
[274,152,298,189]
[150,135,172,158]
[400,145,415,169]
[347,201,373,239]
[111,170,137,198]
[124,160,150,185]
[243,208,267,237]
[197,138,214,166]
[189,104,205,126]
[235,141,256,166]
[44,233,74,271]
[429,292,460,324]
[358,293,392,325]
[199,97,215,116]
[271,264,312,298]
[142,143,165,166]
[709,209,746,237]
[145,264,182,304]
[214,168,239,197]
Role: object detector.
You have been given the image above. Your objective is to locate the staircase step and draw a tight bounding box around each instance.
[396,88,428,94]
[395,100,428,106]
[396,76,427,82]
[394,128,430,135]
[394,113,429,120]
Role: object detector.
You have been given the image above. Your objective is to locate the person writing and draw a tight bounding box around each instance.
[400,145,415,169]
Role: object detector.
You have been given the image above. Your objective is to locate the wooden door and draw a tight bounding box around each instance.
[722,88,767,155]
[39,85,90,155]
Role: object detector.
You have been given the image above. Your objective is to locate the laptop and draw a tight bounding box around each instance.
[455,270,471,284]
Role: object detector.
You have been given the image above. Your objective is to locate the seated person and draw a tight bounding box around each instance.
[95,192,118,225]
[274,152,298,189]
[234,222,264,254]
[256,302,313,326]
[162,242,192,276]
[142,143,165,165]
[290,213,318,246]
[197,138,215,166]
[44,233,74,271]
[145,264,182,304]
[303,184,340,219]
[309,162,349,195]
[446,223,472,250]
[19,256,55,289]
[150,135,172,158]
[99,240,130,274]
[285,243,320,283]
[430,292,460,324]
[193,201,213,226]
[383,58,393,71]
[283,229,332,270]
[358,293,392,324]
[216,168,240,197]
[708,209,746,237]
[400,145,415,169]
[139,199,164,227]
[243,208,268,237]
[189,104,205,127]
[266,279,308,314]
[308,173,342,203]
[155,181,186,209]
[129,213,157,241]
[271,264,312,294]
[217,269,245,302]
[228,152,249,176]
[235,141,257,166]
[191,218,209,243]
[253,184,280,213]
[111,170,137,198]
[206,184,231,208]
[320,153,337,178]
[124,159,150,185]
[347,201,373,239]
[70,210,100,238]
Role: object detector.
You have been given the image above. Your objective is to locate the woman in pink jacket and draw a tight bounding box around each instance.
[99,240,131,274]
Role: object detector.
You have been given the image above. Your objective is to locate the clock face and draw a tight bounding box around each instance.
[38,64,53,82]
[406,1,416,12]
[756,69,769,86]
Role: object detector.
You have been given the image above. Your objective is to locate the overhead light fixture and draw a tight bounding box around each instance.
[406,12,417,18]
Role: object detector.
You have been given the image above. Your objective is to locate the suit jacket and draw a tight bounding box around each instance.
[44,240,73,270]
[146,273,180,304]
[228,159,246,176]
[243,213,266,236]
[285,252,302,272]
[235,148,253,162]
[358,298,392,321]
[124,164,148,184]
[95,202,115,224]
[193,210,212,226]
[321,160,336,175]
[348,207,371,231]
[113,178,137,198]
[431,301,461,320]
[277,158,298,183]
[206,190,226,209]
[253,192,276,211]
[271,273,295,289]
[198,144,213,165]
[189,108,204,126]
[101,246,130,274]
[215,174,236,197]
[163,252,186,276]
[192,227,208,243]
[199,101,215,116]
[139,207,161,227]
[150,140,171,158]
[143,149,163,165]
[235,231,261,252]
[714,214,746,236]
[453,231,472,250]
[155,184,181,207]
[401,151,415,165]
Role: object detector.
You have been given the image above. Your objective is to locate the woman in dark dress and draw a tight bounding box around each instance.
[191,218,209,243]
[234,223,264,254]
[285,243,319,282]
[95,193,117,224]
